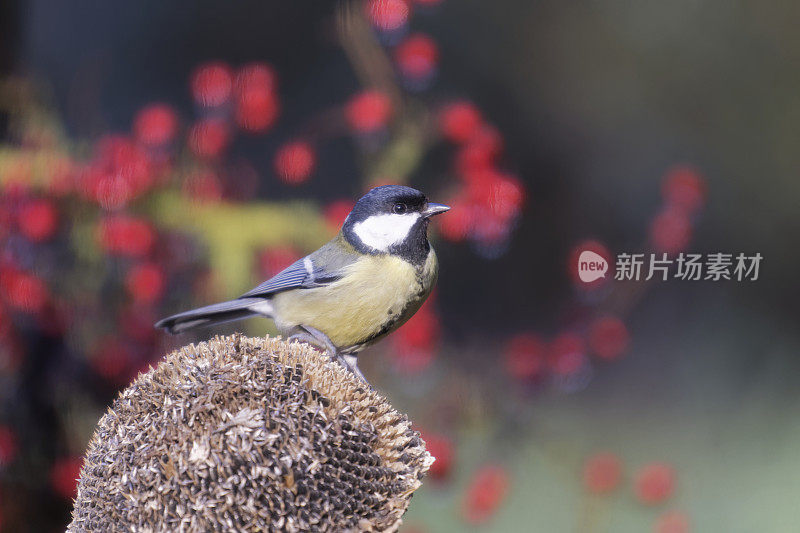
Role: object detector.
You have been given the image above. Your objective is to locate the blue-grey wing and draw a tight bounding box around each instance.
[240,259,311,297]
[238,246,351,299]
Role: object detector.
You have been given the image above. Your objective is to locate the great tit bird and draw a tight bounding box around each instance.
[155,185,449,381]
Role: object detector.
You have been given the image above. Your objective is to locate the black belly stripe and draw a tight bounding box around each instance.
[341,248,436,353]
[347,281,427,351]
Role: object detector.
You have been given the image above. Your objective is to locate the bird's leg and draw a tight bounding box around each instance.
[299,325,339,359]
[288,325,348,372]
[287,327,338,361]
[288,326,371,387]
[286,330,323,350]
[339,353,371,387]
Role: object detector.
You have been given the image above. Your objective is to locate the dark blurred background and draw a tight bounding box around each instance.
[1,0,798,531]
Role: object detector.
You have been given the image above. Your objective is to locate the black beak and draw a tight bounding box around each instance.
[422,202,450,218]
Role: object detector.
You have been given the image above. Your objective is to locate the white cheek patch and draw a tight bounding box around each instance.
[352,213,420,251]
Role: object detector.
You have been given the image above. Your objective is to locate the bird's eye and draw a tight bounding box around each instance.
[393,203,408,214]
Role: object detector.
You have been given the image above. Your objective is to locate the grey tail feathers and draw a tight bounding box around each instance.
[155,298,273,334]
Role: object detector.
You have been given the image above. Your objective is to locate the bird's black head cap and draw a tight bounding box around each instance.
[342,185,433,265]
[346,185,428,223]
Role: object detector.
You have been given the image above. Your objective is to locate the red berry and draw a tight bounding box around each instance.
[3,271,48,314]
[654,511,691,533]
[234,63,279,133]
[345,90,393,133]
[97,215,155,257]
[95,136,151,176]
[588,316,629,360]
[0,426,18,466]
[274,141,316,184]
[235,63,277,95]
[435,198,473,242]
[188,119,230,159]
[454,125,503,175]
[133,103,178,147]
[487,173,525,221]
[191,62,233,107]
[235,88,279,133]
[18,199,58,242]
[125,263,165,305]
[324,200,356,232]
[439,101,482,143]
[504,333,546,381]
[394,34,438,80]
[366,0,410,31]
[84,136,154,208]
[461,465,510,524]
[50,456,83,499]
[461,166,500,204]
[583,452,623,494]
[548,332,586,376]
[650,207,692,254]
[82,166,132,210]
[635,463,676,505]
[661,165,706,213]
[420,431,454,481]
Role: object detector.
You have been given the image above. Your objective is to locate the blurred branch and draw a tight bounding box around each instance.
[149,192,330,294]
[337,3,431,184]
[365,118,428,184]
[337,4,402,99]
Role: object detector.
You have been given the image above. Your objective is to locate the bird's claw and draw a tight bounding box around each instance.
[287,327,371,387]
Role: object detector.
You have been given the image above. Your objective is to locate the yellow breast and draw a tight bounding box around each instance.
[271,251,438,350]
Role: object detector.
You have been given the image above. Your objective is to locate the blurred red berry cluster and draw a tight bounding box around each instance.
[359,0,527,258]
[461,464,511,524]
[502,315,629,388]
[0,173,190,503]
[346,90,394,134]
[366,0,411,33]
[274,141,316,184]
[419,430,454,481]
[435,101,525,254]
[191,61,279,133]
[394,34,438,88]
[650,165,706,253]
[526,165,708,391]
[0,60,300,511]
[581,452,687,531]
[187,60,322,189]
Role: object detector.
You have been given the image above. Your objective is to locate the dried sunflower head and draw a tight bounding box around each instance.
[68,335,432,532]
